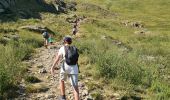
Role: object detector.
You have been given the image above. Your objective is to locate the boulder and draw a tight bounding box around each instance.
[45,94,56,99]
[67,2,77,11]
[20,25,55,34]
[39,68,47,74]
[0,0,10,9]
[0,8,5,13]
[20,25,46,33]
[0,4,5,13]
[82,90,89,96]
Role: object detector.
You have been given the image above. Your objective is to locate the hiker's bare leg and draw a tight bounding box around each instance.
[45,39,48,48]
[60,80,65,96]
[73,86,79,100]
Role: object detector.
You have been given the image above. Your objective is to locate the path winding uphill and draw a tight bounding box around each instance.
[17,43,91,100]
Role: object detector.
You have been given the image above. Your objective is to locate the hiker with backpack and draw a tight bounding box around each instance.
[72,24,78,35]
[42,30,49,48]
[72,18,79,35]
[51,36,79,100]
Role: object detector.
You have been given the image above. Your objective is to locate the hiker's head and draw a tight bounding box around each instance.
[64,37,72,44]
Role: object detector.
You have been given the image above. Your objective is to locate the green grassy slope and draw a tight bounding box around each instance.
[0,0,170,99]
[75,0,170,99]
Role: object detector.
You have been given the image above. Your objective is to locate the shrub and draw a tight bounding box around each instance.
[25,76,41,83]
[0,37,42,98]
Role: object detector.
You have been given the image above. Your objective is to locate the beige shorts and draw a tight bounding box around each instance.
[60,73,78,87]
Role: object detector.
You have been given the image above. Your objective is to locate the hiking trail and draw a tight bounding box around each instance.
[17,43,91,100]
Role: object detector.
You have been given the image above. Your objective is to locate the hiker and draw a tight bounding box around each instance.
[51,36,80,100]
[72,24,78,35]
[72,17,80,35]
[48,34,54,45]
[42,30,49,48]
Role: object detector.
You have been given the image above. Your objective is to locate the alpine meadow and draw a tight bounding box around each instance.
[0,0,170,100]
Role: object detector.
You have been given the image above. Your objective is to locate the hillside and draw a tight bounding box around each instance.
[0,0,170,100]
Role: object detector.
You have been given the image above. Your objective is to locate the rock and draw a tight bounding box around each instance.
[20,25,55,34]
[0,8,5,13]
[0,4,3,8]
[85,95,93,100]
[121,20,130,26]
[37,64,44,68]
[101,35,107,40]
[134,30,146,35]
[122,20,144,28]
[140,55,156,61]
[3,35,11,41]
[68,95,74,100]
[2,34,19,41]
[113,93,120,99]
[20,25,46,33]
[82,90,88,96]
[67,2,77,11]
[131,21,144,28]
[11,34,20,41]
[79,83,85,88]
[39,68,47,73]
[45,94,55,99]
[46,76,50,79]
[0,0,10,9]
[17,85,26,95]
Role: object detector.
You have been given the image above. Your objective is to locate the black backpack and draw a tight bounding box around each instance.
[64,46,79,65]
[42,32,49,38]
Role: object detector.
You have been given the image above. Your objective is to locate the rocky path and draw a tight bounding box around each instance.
[17,43,91,100]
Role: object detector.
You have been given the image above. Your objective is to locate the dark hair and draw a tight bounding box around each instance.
[64,37,72,44]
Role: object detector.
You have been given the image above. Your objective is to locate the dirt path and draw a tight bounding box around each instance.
[17,43,91,100]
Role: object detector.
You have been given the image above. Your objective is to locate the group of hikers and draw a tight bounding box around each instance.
[42,30,54,48]
[42,17,79,48]
[42,18,80,100]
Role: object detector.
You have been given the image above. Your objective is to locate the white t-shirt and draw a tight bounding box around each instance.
[58,46,78,74]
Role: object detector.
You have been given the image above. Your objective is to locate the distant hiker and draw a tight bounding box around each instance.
[72,24,78,35]
[48,34,54,45]
[42,30,49,48]
[72,17,80,35]
[51,36,80,100]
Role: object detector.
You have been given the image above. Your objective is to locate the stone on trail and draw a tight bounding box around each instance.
[37,64,44,68]
[39,68,47,73]
[82,90,89,96]
[45,94,56,99]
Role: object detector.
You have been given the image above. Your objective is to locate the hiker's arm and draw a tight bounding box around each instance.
[51,53,61,76]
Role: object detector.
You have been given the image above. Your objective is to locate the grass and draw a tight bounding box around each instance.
[0,0,170,99]
[75,0,170,99]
